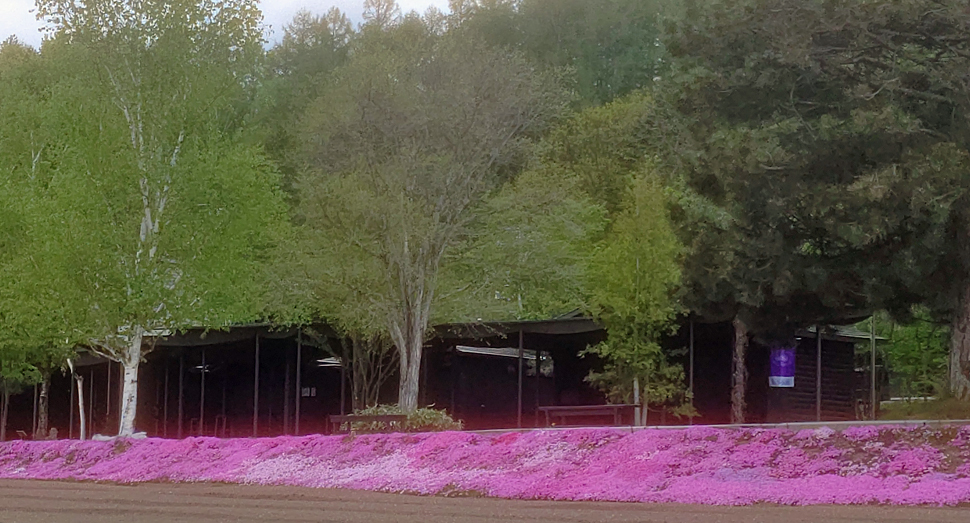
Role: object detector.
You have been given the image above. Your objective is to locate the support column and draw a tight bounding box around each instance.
[200,348,206,436]
[221,373,227,436]
[870,317,877,420]
[534,354,540,428]
[32,384,38,437]
[163,358,169,438]
[517,330,524,429]
[69,372,75,439]
[88,369,94,434]
[340,340,347,416]
[816,325,822,422]
[689,319,695,426]
[284,350,292,435]
[106,361,111,426]
[253,334,260,437]
[177,354,184,439]
[295,329,302,436]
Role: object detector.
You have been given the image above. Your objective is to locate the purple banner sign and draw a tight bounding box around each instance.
[769,345,796,388]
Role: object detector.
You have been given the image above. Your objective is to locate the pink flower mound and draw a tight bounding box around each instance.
[1,425,969,506]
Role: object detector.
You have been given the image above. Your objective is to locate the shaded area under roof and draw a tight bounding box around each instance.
[434,316,603,339]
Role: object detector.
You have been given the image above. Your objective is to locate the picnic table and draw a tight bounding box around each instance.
[328,414,408,434]
[537,404,637,427]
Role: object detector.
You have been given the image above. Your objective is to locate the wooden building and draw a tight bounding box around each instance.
[0,317,881,440]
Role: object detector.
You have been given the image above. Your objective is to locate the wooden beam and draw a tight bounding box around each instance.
[253,334,260,437]
[689,319,695,426]
[871,317,877,420]
[517,330,524,429]
[284,350,291,435]
[200,348,206,436]
[295,329,302,436]
[163,358,169,438]
[177,354,184,439]
[816,325,822,422]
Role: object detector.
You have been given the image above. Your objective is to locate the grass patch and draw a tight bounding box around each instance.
[880,398,970,421]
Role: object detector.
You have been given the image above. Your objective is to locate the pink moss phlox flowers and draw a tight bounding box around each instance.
[1,424,969,505]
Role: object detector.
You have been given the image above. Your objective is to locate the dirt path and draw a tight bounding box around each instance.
[0,479,967,523]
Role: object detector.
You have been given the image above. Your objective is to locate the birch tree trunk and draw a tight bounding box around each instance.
[36,370,51,439]
[950,285,970,401]
[117,326,144,436]
[633,377,641,427]
[75,373,86,441]
[731,316,749,424]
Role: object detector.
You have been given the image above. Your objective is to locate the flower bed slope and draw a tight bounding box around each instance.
[2,426,970,505]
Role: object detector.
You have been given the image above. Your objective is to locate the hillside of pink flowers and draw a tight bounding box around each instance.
[2,425,970,505]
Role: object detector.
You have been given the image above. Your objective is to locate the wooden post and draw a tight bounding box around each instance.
[106,360,111,425]
[177,354,184,439]
[88,369,94,434]
[284,350,292,435]
[32,384,38,437]
[870,317,877,420]
[689,319,695,426]
[69,370,75,440]
[253,334,260,437]
[534,353,540,428]
[517,330,524,429]
[295,329,302,436]
[200,348,206,436]
[816,325,822,422]
[340,340,347,416]
[221,373,227,431]
[163,358,169,438]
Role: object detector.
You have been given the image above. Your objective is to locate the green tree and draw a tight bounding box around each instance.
[298,25,566,411]
[34,0,287,436]
[458,0,678,105]
[867,309,949,399]
[584,171,685,420]
[652,0,970,417]
[259,8,354,193]
[452,170,607,321]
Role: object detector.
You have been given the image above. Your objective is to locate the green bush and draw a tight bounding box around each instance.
[344,405,463,433]
[879,397,970,421]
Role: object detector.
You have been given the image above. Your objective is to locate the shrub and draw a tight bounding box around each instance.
[346,405,462,433]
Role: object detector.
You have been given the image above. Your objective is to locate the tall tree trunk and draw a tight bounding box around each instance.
[0,384,9,442]
[731,316,749,424]
[36,370,51,439]
[75,373,86,441]
[951,285,970,400]
[118,326,144,437]
[350,337,364,412]
[395,322,423,413]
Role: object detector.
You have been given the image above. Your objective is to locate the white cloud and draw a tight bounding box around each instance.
[0,1,451,49]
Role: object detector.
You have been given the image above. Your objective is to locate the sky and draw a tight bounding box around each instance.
[0,0,451,49]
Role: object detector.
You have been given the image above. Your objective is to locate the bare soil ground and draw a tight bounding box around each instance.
[0,479,968,523]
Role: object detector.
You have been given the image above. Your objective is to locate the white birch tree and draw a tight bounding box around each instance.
[33,0,285,436]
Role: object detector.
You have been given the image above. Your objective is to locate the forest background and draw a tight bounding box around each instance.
[0,0,965,437]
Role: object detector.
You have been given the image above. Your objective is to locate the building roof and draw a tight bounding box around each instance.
[798,324,886,343]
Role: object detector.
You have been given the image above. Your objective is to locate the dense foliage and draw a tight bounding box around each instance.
[3,0,970,437]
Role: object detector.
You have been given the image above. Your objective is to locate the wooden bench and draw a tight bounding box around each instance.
[537,404,637,427]
[328,414,408,434]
